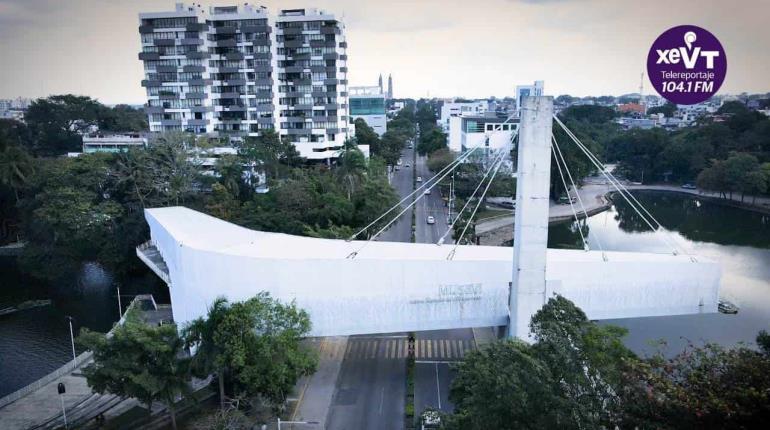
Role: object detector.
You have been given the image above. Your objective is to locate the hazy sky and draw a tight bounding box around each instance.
[1,0,768,104]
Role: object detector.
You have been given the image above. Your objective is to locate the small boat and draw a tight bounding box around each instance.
[718,299,739,314]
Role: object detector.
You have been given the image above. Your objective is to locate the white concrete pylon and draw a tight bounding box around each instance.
[509,96,554,340]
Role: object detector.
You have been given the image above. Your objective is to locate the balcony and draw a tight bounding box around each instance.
[138,52,160,61]
[224,52,245,61]
[183,65,205,73]
[156,65,177,73]
[213,39,237,48]
[282,27,303,35]
[186,23,209,32]
[180,38,203,46]
[141,80,162,87]
[138,25,154,34]
[212,26,236,34]
[153,39,176,47]
[320,26,341,35]
[186,51,210,59]
[242,24,270,33]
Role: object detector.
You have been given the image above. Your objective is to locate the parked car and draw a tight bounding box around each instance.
[426,216,435,224]
[558,196,576,205]
[417,176,423,182]
[681,183,697,189]
[405,164,411,168]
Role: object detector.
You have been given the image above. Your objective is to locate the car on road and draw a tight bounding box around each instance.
[405,163,411,168]
[417,176,423,182]
[395,165,400,171]
[408,144,414,149]
[681,183,697,189]
[397,159,403,166]
[558,196,576,205]
[426,216,435,224]
[424,189,431,195]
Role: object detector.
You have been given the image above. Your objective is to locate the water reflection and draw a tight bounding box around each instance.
[549,191,770,357]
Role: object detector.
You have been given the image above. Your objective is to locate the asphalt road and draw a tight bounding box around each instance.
[327,334,408,430]
[327,139,477,429]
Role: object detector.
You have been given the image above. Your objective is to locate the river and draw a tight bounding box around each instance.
[0,260,167,398]
[549,191,770,355]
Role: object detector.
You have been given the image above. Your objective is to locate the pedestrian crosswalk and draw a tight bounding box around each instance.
[343,338,475,361]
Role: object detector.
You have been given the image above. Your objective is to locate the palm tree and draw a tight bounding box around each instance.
[336,144,367,200]
[0,144,34,202]
[182,297,231,410]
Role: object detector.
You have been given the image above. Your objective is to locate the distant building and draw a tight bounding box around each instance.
[618,102,645,115]
[349,86,387,136]
[515,81,544,115]
[138,3,352,162]
[448,113,518,153]
[618,118,655,129]
[438,100,488,132]
[82,134,148,153]
[387,74,393,99]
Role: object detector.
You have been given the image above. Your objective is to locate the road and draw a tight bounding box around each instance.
[327,144,416,430]
[327,137,480,429]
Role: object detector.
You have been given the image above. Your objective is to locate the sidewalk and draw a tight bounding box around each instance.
[287,336,349,429]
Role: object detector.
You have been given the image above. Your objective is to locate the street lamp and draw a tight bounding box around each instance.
[65,316,76,362]
[57,382,68,429]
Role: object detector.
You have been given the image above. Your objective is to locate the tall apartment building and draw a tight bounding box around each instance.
[138,3,350,161]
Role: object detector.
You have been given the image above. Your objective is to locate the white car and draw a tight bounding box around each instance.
[426,216,435,224]
[424,189,431,195]
[416,176,423,182]
[397,159,403,166]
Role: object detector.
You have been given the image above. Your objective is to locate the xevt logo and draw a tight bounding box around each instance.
[647,25,727,105]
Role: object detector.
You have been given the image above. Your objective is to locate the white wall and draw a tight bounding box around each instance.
[145,207,720,338]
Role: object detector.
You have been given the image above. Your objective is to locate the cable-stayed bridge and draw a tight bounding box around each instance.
[138,96,720,339]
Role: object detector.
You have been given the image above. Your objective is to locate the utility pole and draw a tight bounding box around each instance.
[65,316,76,362]
[509,96,553,340]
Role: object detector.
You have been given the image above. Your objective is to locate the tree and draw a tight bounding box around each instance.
[353,118,380,148]
[0,143,34,202]
[241,130,302,182]
[183,297,231,411]
[97,104,148,132]
[416,127,447,156]
[426,148,455,174]
[78,312,191,430]
[647,102,677,117]
[620,331,770,429]
[335,144,367,200]
[25,95,103,155]
[209,293,317,408]
[446,296,633,430]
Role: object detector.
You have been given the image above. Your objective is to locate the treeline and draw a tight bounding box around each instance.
[443,295,770,430]
[551,102,770,201]
[603,102,770,195]
[10,94,147,156]
[1,94,399,281]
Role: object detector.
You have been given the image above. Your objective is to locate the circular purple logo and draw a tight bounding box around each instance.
[647,25,726,105]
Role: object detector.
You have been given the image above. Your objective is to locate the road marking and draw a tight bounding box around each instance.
[435,363,442,410]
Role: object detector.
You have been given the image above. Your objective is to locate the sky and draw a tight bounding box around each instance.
[0,0,768,104]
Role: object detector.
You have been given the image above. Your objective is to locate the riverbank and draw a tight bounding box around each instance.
[476,183,770,246]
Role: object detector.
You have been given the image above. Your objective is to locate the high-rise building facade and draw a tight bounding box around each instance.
[138,3,350,160]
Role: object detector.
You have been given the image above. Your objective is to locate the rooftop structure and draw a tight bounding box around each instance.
[515,80,544,115]
[82,134,148,153]
[349,86,387,136]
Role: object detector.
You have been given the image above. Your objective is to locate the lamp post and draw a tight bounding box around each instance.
[65,316,76,362]
[57,382,68,429]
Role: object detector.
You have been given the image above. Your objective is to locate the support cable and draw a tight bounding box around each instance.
[348,146,480,241]
[447,151,508,260]
[551,134,606,255]
[437,148,508,246]
[551,138,588,251]
[554,116,689,257]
